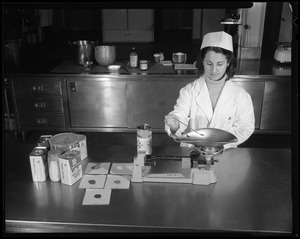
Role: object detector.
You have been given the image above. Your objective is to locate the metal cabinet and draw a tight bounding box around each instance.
[67,78,127,128]
[260,79,291,131]
[102,9,154,43]
[10,76,68,131]
[233,80,265,129]
[126,78,194,129]
[8,74,291,134]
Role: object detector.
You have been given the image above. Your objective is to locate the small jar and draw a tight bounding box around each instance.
[159,52,164,61]
[139,60,148,70]
[153,53,160,63]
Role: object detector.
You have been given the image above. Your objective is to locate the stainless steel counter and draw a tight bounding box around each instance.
[4,143,293,234]
[49,59,291,76]
[4,58,292,77]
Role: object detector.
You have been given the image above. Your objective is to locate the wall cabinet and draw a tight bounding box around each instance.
[64,9,101,31]
[102,9,154,43]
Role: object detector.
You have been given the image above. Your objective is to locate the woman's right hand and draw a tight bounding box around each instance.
[164,114,180,133]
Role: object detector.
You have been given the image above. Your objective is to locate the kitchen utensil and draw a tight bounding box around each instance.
[82,61,93,72]
[175,118,204,138]
[108,65,121,71]
[175,128,238,147]
[95,45,116,66]
[274,42,291,63]
[70,40,96,65]
[172,52,187,64]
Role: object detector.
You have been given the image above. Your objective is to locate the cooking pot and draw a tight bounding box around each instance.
[95,45,116,66]
[274,42,291,63]
[70,40,96,65]
[172,52,187,64]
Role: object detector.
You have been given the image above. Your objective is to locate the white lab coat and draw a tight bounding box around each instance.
[165,76,255,149]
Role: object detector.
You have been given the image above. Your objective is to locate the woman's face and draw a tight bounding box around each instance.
[203,50,229,81]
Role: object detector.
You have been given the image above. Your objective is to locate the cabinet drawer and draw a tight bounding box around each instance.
[18,114,66,128]
[103,30,154,43]
[15,98,64,113]
[13,79,62,97]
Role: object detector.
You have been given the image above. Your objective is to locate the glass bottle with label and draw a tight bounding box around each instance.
[130,47,138,68]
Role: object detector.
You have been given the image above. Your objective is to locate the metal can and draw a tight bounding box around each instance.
[137,124,152,155]
[29,147,48,182]
[154,53,160,63]
[139,60,148,70]
[77,134,88,161]
[48,149,61,182]
[37,135,52,149]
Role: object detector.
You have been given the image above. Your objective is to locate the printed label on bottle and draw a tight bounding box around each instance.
[130,55,138,68]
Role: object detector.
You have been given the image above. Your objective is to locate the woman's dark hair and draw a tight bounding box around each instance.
[195,47,237,79]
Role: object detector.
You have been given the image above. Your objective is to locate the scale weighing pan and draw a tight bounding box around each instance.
[175,128,238,147]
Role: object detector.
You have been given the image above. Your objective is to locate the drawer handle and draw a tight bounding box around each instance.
[34,102,46,109]
[124,32,132,35]
[69,82,76,92]
[37,118,47,124]
[32,85,44,92]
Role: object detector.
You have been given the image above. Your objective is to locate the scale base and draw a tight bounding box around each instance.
[131,152,217,185]
[191,168,217,185]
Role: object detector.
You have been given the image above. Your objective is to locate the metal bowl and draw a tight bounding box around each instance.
[175,128,238,147]
[95,45,116,66]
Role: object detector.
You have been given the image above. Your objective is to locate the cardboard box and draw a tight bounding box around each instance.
[59,150,82,186]
[29,147,49,182]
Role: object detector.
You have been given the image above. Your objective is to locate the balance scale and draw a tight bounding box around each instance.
[131,128,237,186]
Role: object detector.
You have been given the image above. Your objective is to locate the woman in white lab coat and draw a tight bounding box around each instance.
[165,31,255,150]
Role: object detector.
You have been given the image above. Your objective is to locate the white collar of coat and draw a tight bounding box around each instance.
[194,76,237,123]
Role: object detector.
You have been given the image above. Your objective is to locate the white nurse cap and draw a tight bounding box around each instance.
[200,31,233,52]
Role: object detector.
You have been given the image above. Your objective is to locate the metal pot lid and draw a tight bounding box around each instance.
[277,42,291,49]
[49,133,79,147]
[95,45,116,48]
[175,128,238,147]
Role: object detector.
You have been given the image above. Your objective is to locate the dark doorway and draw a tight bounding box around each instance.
[260,2,283,59]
